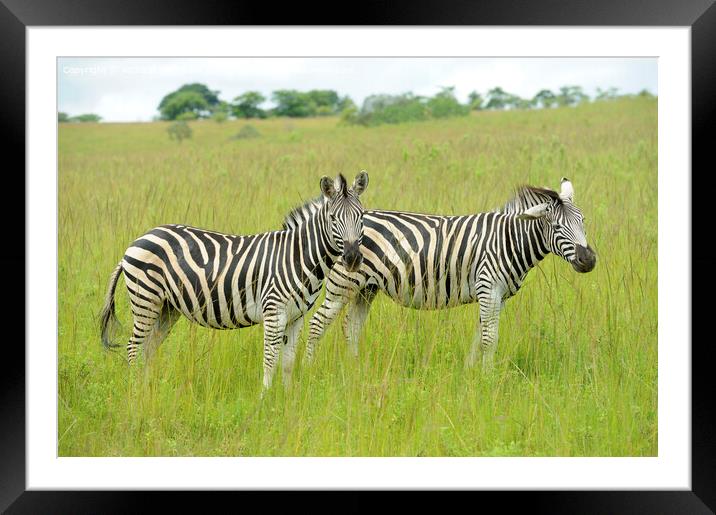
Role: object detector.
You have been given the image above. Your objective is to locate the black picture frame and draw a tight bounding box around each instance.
[4,0,713,512]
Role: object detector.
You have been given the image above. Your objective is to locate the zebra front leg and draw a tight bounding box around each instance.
[305,292,349,365]
[281,317,303,388]
[465,298,506,369]
[342,285,378,357]
[262,310,287,394]
[477,289,505,371]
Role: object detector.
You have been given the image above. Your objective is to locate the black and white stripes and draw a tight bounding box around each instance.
[304,178,596,368]
[100,171,369,390]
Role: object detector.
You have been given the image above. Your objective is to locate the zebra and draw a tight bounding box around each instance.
[300,178,596,370]
[99,171,369,391]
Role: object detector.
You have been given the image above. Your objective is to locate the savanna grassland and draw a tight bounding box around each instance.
[58,97,657,456]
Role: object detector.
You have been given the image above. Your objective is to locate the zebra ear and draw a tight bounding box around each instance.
[559,177,574,202]
[516,202,550,220]
[320,176,336,199]
[334,173,348,196]
[352,170,369,196]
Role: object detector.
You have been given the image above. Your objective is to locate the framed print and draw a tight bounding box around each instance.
[5,0,714,511]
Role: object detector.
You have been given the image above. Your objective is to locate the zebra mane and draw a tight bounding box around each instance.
[498,185,561,214]
[282,195,327,230]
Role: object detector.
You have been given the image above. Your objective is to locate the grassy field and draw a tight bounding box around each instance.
[58,97,657,456]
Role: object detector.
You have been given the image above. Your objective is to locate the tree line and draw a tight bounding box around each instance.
[463,85,650,110]
[58,112,102,123]
[156,83,353,122]
[155,82,654,126]
[57,82,654,126]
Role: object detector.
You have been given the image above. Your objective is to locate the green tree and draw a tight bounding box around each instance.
[232,91,267,119]
[272,90,315,117]
[306,90,346,115]
[595,87,619,101]
[533,89,557,108]
[557,85,589,107]
[58,112,70,123]
[467,91,484,110]
[159,91,210,120]
[69,113,102,122]
[427,87,470,118]
[485,87,511,110]
[511,97,532,110]
[339,104,359,126]
[499,93,528,110]
[345,89,472,127]
[271,89,345,117]
[158,83,220,118]
[361,94,400,114]
[638,89,654,98]
[158,84,219,120]
[337,95,356,112]
[575,86,590,104]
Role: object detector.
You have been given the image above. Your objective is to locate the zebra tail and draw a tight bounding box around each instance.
[100,262,123,351]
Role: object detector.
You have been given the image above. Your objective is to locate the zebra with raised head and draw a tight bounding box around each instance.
[100,171,369,390]
[301,178,596,369]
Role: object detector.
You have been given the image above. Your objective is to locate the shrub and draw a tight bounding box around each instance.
[167,121,192,143]
[232,125,261,140]
[211,111,228,123]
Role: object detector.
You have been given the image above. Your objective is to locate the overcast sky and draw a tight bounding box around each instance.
[58,57,657,122]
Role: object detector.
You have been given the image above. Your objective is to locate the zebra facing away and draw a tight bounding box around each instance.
[301,178,596,370]
[100,171,369,391]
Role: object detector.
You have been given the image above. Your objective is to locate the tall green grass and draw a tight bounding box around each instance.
[58,98,657,456]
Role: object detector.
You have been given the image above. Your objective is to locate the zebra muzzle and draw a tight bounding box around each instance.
[342,240,363,272]
[572,244,596,273]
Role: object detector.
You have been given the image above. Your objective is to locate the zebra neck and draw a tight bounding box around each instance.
[295,211,341,281]
[512,216,551,271]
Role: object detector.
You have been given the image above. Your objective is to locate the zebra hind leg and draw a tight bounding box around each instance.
[281,317,304,388]
[126,299,163,365]
[342,284,378,358]
[143,303,181,364]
